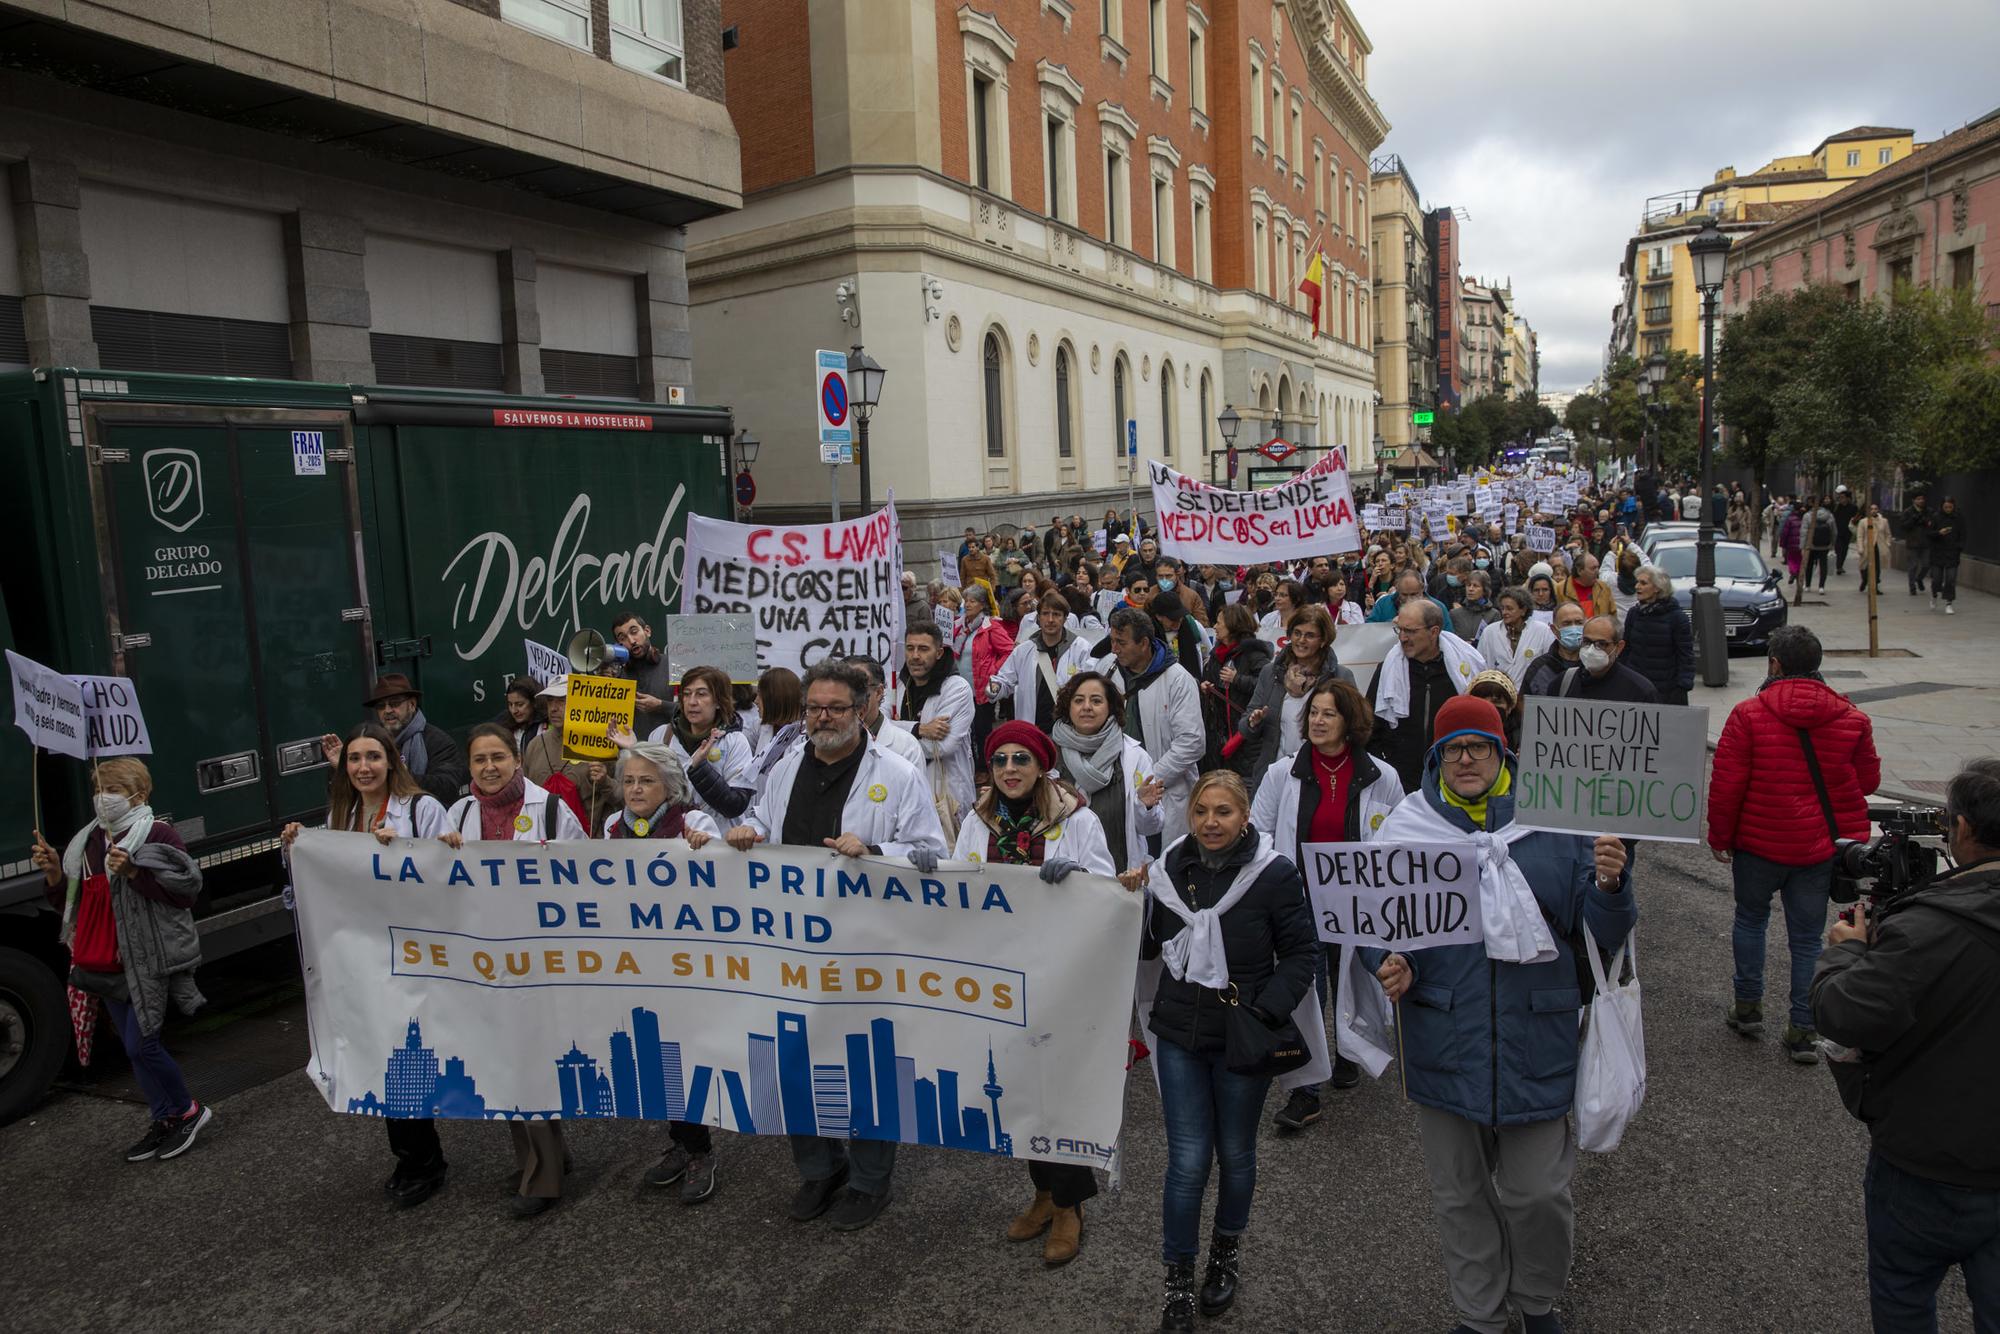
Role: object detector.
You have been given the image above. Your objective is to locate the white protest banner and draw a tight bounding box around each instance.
[524,639,567,688]
[1516,698,1709,842]
[936,546,961,588]
[1304,840,1482,951]
[662,613,760,685]
[292,834,1140,1168]
[679,499,905,674]
[1503,504,1520,534]
[1362,505,1386,530]
[1525,525,1557,553]
[6,650,86,759]
[1149,451,1359,563]
[66,674,151,756]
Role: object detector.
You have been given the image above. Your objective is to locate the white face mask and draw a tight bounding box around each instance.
[1580,645,1612,674]
[94,793,132,824]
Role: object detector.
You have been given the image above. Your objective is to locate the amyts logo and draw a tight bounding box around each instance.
[1030,1135,1051,1154]
[1034,1133,1115,1163]
[142,448,205,534]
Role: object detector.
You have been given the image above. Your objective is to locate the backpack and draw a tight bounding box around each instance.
[1811,511,1834,547]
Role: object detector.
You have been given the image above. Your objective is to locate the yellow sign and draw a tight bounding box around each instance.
[562,674,638,762]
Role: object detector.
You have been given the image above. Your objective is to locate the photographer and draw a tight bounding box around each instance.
[1811,760,2000,1331]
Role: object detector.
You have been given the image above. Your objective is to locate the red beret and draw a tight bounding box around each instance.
[984,720,1057,771]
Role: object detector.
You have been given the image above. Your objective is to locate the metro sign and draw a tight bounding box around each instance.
[1257,436,1297,464]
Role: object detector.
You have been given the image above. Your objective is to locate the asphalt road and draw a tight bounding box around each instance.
[0,841,1975,1334]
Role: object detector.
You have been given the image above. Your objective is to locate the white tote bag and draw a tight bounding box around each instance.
[1574,923,1646,1153]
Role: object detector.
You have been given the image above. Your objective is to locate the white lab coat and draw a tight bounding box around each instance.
[950,797,1117,876]
[743,736,947,858]
[892,672,977,817]
[644,726,757,825]
[601,807,720,839]
[988,633,1096,725]
[1054,733,1167,874]
[1250,750,1406,858]
[445,778,589,841]
[1475,617,1556,687]
[1082,655,1207,846]
[333,791,450,840]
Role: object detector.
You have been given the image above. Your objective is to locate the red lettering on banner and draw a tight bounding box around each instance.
[747,529,811,565]
[819,508,898,563]
[491,409,653,430]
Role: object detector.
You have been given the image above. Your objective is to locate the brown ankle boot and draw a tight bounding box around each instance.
[1006,1190,1055,1241]
[1043,1203,1082,1266]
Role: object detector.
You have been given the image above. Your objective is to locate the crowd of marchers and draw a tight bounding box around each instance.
[27,467,1998,1334]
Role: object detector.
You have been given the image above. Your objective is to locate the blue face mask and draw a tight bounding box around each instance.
[1558,625,1585,650]
[1157,578,1175,591]
[1474,558,1491,569]
[1445,574,1462,587]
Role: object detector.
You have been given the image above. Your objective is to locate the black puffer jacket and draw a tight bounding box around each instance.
[1622,595,1694,696]
[1141,829,1318,1056]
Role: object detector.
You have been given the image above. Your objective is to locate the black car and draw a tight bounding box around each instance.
[1648,540,1789,654]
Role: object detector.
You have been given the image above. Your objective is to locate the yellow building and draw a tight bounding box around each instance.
[1369,155,1435,457]
[1609,126,1919,364]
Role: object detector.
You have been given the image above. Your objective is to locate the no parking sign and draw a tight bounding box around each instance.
[816,349,853,465]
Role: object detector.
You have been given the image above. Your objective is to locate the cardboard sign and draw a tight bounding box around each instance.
[662,613,761,685]
[1149,452,1358,562]
[524,639,568,689]
[67,674,152,756]
[1515,698,1709,843]
[7,650,87,759]
[1525,525,1557,553]
[1304,840,1483,952]
[937,546,961,589]
[561,674,637,762]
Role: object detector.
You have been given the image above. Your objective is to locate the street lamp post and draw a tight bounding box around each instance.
[733,429,761,520]
[1372,433,1387,497]
[1217,404,1242,489]
[1643,353,1669,477]
[1688,218,1734,687]
[847,345,886,516]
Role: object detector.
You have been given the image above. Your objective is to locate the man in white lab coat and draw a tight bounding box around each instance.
[893,621,976,821]
[1094,606,1206,845]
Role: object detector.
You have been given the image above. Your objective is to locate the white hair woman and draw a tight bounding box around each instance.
[1622,563,1694,705]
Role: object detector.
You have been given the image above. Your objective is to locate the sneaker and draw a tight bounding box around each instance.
[679,1153,717,1205]
[827,1186,891,1232]
[644,1144,692,1188]
[1328,1056,1362,1090]
[1271,1088,1322,1131]
[155,1102,213,1160]
[789,1165,849,1221]
[1945,604,1955,615]
[1724,1000,1764,1037]
[1782,1026,1821,1064]
[125,1120,172,1163]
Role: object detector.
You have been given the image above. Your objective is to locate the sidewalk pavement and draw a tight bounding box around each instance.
[1691,564,1998,806]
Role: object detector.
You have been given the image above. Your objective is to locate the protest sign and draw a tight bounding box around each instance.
[561,674,636,762]
[6,650,85,759]
[524,639,567,688]
[679,500,905,675]
[1304,840,1482,951]
[1515,698,1709,842]
[67,674,151,756]
[1525,525,1557,553]
[292,833,1140,1168]
[936,546,961,588]
[1148,452,1358,563]
[663,614,760,685]
[1362,504,1386,530]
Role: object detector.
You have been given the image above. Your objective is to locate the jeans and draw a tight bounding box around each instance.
[1910,554,1928,594]
[1804,548,1831,590]
[1730,851,1832,1029]
[1930,560,1960,605]
[105,996,191,1123]
[1156,1036,1272,1263]
[1835,530,1853,574]
[790,1133,895,1196]
[1865,1152,2000,1333]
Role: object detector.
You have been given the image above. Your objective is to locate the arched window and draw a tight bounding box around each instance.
[1297,385,1311,446]
[1113,354,1129,464]
[1256,380,1271,415]
[1198,369,1213,454]
[982,332,1005,458]
[1275,374,1291,436]
[1055,344,1074,459]
[1159,359,1177,462]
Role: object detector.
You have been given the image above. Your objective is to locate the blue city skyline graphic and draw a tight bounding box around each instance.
[349,1010,1015,1157]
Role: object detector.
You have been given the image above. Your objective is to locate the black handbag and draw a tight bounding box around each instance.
[1220,984,1310,1078]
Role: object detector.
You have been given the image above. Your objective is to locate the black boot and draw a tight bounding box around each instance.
[1199,1230,1242,1316]
[1160,1259,1198,1333]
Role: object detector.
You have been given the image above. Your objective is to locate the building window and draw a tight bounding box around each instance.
[1879,146,1893,165]
[1105,149,1130,246]
[1100,0,1121,40]
[1113,354,1129,463]
[501,0,591,48]
[1191,195,1211,282]
[1056,345,1075,458]
[1198,369,1212,453]
[1845,280,1862,301]
[1313,148,1324,214]
[1252,212,1268,294]
[1845,149,1861,168]
[1952,249,1976,291]
[1887,257,1913,294]
[1290,102,1303,175]
[1159,359,1177,461]
[1045,115,1070,222]
[1152,173,1175,267]
[1249,60,1264,141]
[609,0,685,84]
[983,332,1007,459]
[1188,26,1206,112]
[1149,0,1167,74]
[1272,83,1284,162]
[972,75,996,190]
[1292,238,1305,312]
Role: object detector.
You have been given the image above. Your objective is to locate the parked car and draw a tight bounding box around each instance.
[1647,540,1789,654]
[1637,522,1701,559]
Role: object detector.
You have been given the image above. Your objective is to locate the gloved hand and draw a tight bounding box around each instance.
[908,846,941,875]
[1039,857,1081,884]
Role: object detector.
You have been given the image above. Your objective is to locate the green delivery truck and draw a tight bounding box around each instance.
[0,368,733,1118]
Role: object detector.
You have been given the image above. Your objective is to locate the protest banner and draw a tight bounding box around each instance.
[66,674,151,756]
[524,639,567,688]
[561,674,637,762]
[1362,504,1386,530]
[1515,698,1709,842]
[679,501,905,675]
[291,833,1140,1168]
[936,546,961,588]
[1148,452,1358,563]
[6,649,85,760]
[1525,525,1557,553]
[1303,840,1483,951]
[662,614,760,685]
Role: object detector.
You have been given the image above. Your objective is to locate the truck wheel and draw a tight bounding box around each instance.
[0,947,67,1124]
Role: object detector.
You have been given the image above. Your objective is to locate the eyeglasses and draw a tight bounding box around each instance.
[989,750,1039,769]
[803,703,856,719]
[1582,637,1616,649]
[1440,740,1496,763]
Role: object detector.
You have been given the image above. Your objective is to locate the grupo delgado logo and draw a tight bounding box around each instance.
[142,447,205,534]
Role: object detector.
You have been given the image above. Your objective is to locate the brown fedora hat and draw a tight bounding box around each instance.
[363,673,421,707]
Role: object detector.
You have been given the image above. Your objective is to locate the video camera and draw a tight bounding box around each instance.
[1831,803,1946,906]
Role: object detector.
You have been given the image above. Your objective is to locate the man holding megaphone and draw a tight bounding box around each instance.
[609,611,677,738]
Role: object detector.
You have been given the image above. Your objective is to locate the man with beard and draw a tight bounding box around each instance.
[988,592,1094,731]
[612,610,677,738]
[1093,607,1205,844]
[725,660,945,1233]
[363,675,466,805]
[893,622,977,819]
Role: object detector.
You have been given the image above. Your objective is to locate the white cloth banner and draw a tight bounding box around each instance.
[6,649,86,759]
[679,499,906,674]
[1149,452,1360,563]
[292,833,1140,1167]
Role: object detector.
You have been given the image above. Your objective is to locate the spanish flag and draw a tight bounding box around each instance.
[1298,251,1325,332]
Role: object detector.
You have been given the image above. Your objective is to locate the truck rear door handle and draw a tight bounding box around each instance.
[196,750,260,793]
[277,738,327,776]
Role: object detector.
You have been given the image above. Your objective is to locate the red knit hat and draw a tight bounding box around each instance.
[1430,694,1507,753]
[985,720,1057,771]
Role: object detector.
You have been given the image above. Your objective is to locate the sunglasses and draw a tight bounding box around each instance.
[989,750,1039,769]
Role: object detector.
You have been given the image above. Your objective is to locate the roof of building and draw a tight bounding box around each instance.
[1746,112,2000,249]
[1812,125,1915,154]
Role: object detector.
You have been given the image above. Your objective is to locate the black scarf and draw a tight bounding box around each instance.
[904,648,957,719]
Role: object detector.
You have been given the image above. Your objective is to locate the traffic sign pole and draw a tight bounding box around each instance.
[815,348,853,520]
[1125,419,1138,538]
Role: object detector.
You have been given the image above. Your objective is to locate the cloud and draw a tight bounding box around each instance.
[1358,0,1999,389]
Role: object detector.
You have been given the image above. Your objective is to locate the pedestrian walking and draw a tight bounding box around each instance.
[1095,607,1207,846]
[1707,626,1880,1063]
[1854,503,1892,594]
[1803,496,1837,592]
[1621,565,1694,705]
[1898,493,1931,595]
[1200,603,1273,781]
[897,620,977,828]
[1780,502,1805,587]
[1926,497,1962,614]
[610,610,677,738]
[1365,599,1484,791]
[1237,604,1354,786]
[645,665,757,828]
[1475,587,1555,689]
[1830,487,1858,576]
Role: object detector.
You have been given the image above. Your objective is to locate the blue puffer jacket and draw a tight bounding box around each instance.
[1357,760,1637,1127]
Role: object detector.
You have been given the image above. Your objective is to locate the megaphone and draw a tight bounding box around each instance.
[567,629,630,674]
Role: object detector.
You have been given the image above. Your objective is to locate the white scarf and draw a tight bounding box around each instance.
[1145,839,1278,988]
[1378,786,1556,965]
[59,803,157,942]
[1372,630,1482,729]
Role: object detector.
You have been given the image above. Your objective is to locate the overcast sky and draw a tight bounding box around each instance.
[1360,0,1999,392]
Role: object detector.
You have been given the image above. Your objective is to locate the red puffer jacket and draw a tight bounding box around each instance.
[1708,677,1880,865]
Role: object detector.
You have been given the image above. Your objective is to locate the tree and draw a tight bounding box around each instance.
[1916,355,2000,474]
[1717,283,1852,499]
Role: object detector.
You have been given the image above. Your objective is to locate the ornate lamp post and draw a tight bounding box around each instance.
[847,344,886,514]
[1687,218,1734,687]
[1217,404,1241,488]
